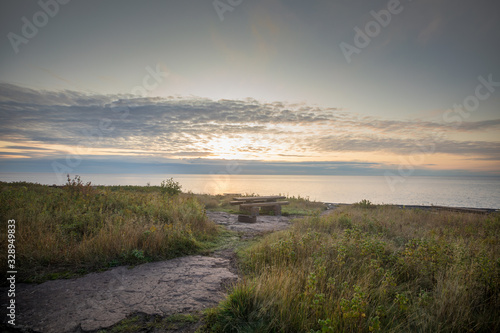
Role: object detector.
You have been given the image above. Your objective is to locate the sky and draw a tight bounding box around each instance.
[0,0,499,180]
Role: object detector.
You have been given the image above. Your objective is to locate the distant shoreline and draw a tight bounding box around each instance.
[2,178,499,211]
[323,202,499,214]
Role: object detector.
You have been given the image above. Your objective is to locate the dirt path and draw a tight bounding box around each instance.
[1,212,291,333]
[206,211,291,234]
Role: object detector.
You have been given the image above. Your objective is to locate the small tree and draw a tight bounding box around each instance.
[65,174,94,198]
[355,199,374,208]
[160,178,182,196]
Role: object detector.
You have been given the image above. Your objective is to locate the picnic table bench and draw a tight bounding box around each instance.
[231,196,289,222]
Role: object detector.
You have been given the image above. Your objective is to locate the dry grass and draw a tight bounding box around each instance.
[205,205,500,332]
[0,180,219,282]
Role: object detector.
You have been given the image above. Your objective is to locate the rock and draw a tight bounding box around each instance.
[4,256,236,333]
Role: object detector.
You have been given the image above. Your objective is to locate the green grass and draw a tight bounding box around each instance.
[0,178,219,283]
[204,205,500,332]
[281,195,326,216]
[165,313,199,323]
[108,314,141,333]
[95,312,201,332]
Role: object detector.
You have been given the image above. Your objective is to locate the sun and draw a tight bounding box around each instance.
[205,134,276,160]
[205,136,251,159]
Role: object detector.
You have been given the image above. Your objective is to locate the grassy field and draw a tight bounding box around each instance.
[3,179,499,332]
[0,178,323,284]
[205,204,500,332]
[0,177,219,283]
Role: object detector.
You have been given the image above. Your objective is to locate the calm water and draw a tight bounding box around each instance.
[1,173,499,209]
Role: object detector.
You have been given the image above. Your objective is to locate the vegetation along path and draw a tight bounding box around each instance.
[2,212,292,333]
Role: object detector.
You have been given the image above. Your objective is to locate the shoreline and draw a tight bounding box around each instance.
[2,177,499,212]
[323,202,500,214]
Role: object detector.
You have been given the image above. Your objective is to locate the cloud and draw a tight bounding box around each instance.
[0,84,499,165]
[458,119,500,132]
[0,156,389,176]
[0,83,119,106]
[2,155,496,178]
[6,145,52,150]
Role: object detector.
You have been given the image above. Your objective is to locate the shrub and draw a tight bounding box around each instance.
[354,199,374,208]
[160,178,182,196]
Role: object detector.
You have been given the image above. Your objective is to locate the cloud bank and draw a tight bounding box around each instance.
[1,84,499,175]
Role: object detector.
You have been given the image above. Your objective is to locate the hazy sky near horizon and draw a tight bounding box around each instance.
[0,0,499,177]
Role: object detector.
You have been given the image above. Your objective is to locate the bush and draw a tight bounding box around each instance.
[354,199,374,208]
[160,178,182,196]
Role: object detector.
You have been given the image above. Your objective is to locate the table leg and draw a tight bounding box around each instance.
[274,205,282,216]
[250,206,260,217]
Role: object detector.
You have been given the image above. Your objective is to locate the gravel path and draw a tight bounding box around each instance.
[1,212,291,333]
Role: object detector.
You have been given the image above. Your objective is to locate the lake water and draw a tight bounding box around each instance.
[1,173,499,209]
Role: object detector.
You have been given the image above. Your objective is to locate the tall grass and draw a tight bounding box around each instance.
[205,205,500,332]
[281,195,325,216]
[0,179,218,282]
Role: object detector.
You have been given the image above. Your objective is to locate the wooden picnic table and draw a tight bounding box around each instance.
[231,195,286,203]
[230,196,289,222]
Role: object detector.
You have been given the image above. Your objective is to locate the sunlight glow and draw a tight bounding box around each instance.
[205,135,271,160]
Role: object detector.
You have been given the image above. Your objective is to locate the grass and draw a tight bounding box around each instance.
[204,204,500,332]
[107,314,141,333]
[0,175,322,284]
[281,195,326,216]
[95,312,200,332]
[0,177,219,283]
[7,178,495,332]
